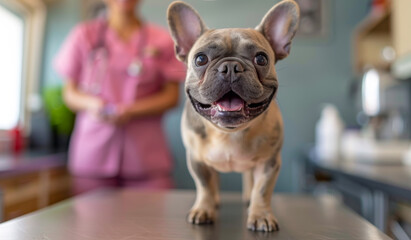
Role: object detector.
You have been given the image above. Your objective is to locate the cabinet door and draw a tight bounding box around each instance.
[47,167,72,205]
[393,0,411,58]
[0,173,41,221]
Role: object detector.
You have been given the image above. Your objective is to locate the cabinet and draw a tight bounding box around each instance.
[0,166,71,221]
[392,0,411,58]
[353,0,411,75]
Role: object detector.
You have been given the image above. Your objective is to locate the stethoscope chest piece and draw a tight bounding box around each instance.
[128,58,143,77]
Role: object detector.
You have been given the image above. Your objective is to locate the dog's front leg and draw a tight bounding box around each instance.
[247,153,281,232]
[187,151,219,224]
[242,169,254,205]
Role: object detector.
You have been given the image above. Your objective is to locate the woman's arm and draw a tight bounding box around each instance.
[63,81,104,116]
[111,82,180,125]
[126,82,180,117]
[63,80,180,124]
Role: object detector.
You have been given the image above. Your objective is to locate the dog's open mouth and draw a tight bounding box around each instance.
[215,91,245,112]
[188,90,275,128]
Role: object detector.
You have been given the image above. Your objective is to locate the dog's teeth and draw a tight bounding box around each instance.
[217,105,224,112]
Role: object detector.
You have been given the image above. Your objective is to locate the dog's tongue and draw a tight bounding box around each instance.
[216,92,244,112]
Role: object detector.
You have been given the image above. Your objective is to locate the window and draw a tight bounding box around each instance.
[0,4,24,130]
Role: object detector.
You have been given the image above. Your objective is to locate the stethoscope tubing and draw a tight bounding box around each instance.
[86,19,148,96]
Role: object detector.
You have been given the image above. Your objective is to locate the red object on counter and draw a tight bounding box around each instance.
[9,126,24,154]
[371,0,390,15]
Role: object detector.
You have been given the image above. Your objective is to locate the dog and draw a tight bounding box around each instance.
[167,0,300,232]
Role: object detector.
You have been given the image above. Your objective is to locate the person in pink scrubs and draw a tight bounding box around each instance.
[54,0,186,194]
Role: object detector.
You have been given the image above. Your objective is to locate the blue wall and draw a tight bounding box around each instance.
[41,0,371,192]
[42,0,81,88]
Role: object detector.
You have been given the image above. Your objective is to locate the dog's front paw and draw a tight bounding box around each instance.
[247,211,279,232]
[188,207,216,224]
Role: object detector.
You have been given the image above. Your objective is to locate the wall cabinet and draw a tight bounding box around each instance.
[353,0,411,75]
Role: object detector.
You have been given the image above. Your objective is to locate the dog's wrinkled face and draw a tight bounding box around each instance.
[185,29,278,128]
[168,0,299,129]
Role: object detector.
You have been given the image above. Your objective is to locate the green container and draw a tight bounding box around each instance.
[43,86,75,135]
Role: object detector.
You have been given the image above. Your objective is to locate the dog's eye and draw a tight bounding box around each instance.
[195,54,208,67]
[254,54,268,66]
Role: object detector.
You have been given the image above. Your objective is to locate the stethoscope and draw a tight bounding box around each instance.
[85,19,148,95]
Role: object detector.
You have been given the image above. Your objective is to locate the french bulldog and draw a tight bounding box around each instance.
[167,0,300,232]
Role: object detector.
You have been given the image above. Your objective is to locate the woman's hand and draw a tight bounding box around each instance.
[103,105,132,126]
[64,81,180,125]
[63,80,131,124]
[63,81,105,119]
[87,97,106,119]
[123,82,180,118]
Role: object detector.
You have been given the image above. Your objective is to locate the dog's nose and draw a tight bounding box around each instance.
[218,61,245,78]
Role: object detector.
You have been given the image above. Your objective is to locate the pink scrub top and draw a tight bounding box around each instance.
[54,20,186,179]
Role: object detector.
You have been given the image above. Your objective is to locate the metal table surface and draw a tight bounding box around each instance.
[0,189,390,240]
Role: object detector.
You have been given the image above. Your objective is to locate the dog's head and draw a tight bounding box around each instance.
[168,0,299,130]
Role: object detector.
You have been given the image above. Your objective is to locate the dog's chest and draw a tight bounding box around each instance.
[203,132,270,172]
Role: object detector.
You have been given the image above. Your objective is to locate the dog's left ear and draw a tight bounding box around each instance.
[167,1,208,62]
[256,0,300,62]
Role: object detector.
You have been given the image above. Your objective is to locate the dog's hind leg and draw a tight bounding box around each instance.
[187,151,219,224]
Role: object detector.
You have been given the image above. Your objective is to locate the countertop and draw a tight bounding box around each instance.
[0,189,391,240]
[309,153,411,201]
[0,152,67,178]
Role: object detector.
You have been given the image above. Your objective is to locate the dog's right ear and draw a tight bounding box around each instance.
[167,1,207,62]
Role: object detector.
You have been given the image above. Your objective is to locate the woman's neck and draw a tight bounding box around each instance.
[108,10,142,41]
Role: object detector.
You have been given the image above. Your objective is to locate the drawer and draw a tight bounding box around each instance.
[49,191,71,205]
[0,173,41,206]
[48,167,69,179]
[47,168,72,200]
[0,172,40,188]
[4,197,39,221]
[0,167,72,221]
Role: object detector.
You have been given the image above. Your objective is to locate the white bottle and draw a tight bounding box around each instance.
[402,146,411,166]
[315,104,345,161]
